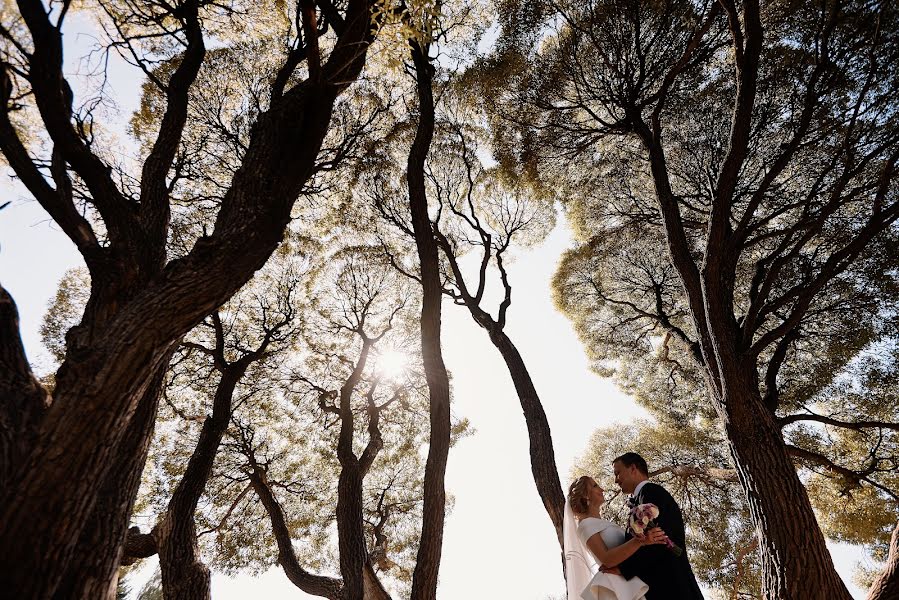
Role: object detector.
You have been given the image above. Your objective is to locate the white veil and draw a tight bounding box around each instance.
[563,499,597,600]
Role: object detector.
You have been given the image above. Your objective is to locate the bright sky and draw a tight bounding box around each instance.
[0,9,871,600]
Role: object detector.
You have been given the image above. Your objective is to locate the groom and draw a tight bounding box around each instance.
[613,452,704,599]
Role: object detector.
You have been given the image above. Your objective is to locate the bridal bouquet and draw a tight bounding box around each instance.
[628,503,683,557]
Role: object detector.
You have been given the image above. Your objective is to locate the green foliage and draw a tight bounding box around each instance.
[129,238,469,594]
[137,569,163,600]
[40,267,91,366]
[115,572,130,600]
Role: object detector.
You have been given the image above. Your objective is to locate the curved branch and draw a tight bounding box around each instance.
[0,65,99,256]
[786,444,899,502]
[249,464,343,600]
[750,196,899,356]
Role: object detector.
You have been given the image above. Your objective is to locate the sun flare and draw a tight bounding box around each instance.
[375,349,409,380]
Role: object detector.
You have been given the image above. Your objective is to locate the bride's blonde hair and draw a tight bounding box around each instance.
[567,476,592,514]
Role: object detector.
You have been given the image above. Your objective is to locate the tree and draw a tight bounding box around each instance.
[404,28,452,600]
[487,0,899,597]
[367,106,567,552]
[115,239,462,600]
[129,264,300,599]
[0,0,379,595]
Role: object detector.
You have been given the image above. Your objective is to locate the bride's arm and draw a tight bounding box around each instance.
[585,528,667,568]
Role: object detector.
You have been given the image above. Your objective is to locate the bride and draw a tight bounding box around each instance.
[564,476,667,600]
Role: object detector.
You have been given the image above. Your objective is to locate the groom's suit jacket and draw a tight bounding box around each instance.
[618,482,704,600]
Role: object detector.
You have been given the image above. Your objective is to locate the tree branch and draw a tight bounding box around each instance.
[0,65,99,256]
[248,462,343,599]
[139,0,206,263]
[786,444,899,502]
[0,285,49,490]
[16,0,135,247]
[780,413,899,433]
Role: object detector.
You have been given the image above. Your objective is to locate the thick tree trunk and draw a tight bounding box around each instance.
[488,329,564,546]
[867,522,899,600]
[407,42,451,600]
[718,368,852,600]
[337,465,367,600]
[52,361,169,600]
[0,327,179,598]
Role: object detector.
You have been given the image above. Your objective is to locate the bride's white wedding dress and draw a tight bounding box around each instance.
[571,517,648,600]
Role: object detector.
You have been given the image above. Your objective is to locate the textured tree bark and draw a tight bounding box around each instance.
[337,465,367,600]
[868,522,899,600]
[715,365,852,600]
[407,41,451,600]
[487,329,564,547]
[362,563,392,600]
[52,360,170,600]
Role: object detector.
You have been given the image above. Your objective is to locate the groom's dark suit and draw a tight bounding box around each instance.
[618,482,703,600]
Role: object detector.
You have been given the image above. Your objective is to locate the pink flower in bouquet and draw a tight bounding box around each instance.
[628,502,683,557]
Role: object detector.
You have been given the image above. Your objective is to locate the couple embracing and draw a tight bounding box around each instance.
[564,453,704,600]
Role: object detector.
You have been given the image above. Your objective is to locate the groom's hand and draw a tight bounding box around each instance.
[639,528,668,546]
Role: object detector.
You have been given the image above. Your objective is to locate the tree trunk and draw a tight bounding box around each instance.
[362,563,392,600]
[487,329,564,546]
[407,41,451,600]
[249,463,345,599]
[52,361,169,600]
[867,522,899,600]
[718,368,852,600]
[337,463,367,600]
[158,364,244,599]
[0,327,179,598]
[157,514,210,600]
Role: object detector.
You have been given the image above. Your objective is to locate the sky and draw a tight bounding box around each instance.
[0,7,873,600]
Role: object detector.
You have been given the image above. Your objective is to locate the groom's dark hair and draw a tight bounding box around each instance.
[613,452,648,475]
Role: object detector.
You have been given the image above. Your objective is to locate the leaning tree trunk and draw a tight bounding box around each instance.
[52,360,171,600]
[718,366,852,600]
[867,522,899,600]
[407,40,452,600]
[158,363,246,600]
[487,328,564,546]
[362,563,392,600]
